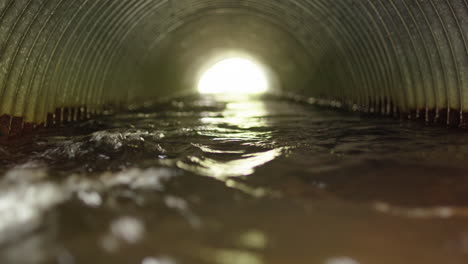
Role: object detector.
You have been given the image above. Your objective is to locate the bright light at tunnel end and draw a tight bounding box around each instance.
[198,57,269,95]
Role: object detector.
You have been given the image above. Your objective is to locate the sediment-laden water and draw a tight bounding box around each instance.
[1,94,468,264]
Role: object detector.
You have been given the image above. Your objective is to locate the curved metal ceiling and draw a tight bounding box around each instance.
[0,0,467,136]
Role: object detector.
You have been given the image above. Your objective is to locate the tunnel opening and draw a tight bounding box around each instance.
[197,57,270,95]
[134,10,311,102]
[0,1,467,137]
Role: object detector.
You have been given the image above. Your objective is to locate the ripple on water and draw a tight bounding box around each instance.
[1,95,468,263]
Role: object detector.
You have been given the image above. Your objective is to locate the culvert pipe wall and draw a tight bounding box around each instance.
[0,0,468,136]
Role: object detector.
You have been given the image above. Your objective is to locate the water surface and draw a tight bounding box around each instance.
[1,94,468,264]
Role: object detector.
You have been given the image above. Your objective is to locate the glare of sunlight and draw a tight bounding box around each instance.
[198,58,269,94]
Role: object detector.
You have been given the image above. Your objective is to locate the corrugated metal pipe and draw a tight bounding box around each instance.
[1,0,468,137]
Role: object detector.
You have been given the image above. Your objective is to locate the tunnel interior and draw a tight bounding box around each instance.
[2,1,468,264]
[1,0,468,136]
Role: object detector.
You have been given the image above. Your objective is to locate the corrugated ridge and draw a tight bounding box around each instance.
[0,0,467,137]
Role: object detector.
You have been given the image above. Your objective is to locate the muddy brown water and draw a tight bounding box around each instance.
[1,94,468,264]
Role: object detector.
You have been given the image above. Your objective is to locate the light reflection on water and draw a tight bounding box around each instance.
[177,148,283,179]
[180,97,285,180]
[1,95,468,263]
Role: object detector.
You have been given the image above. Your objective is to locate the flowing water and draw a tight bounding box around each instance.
[1,94,468,264]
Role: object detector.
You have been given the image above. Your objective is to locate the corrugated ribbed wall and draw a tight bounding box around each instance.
[0,0,468,136]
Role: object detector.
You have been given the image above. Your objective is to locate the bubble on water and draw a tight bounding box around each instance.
[0,165,183,249]
[101,216,145,252]
[0,165,68,245]
[325,257,360,264]
[61,167,179,209]
[3,163,48,184]
[141,256,176,264]
[0,182,65,244]
[101,168,177,191]
[89,130,166,151]
[111,216,145,243]
[77,190,102,207]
